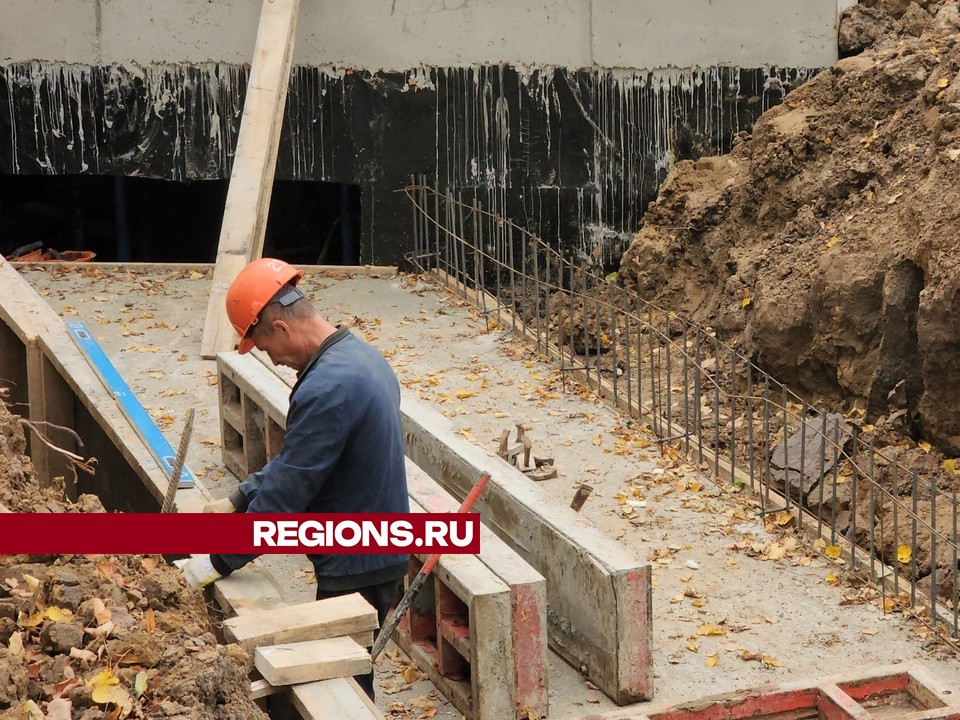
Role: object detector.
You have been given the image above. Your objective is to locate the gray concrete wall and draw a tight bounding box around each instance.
[1,0,844,70]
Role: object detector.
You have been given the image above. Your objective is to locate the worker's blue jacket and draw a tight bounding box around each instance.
[210,328,409,591]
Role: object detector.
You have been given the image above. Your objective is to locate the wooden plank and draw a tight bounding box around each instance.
[204,559,384,719]
[30,341,76,487]
[0,258,73,485]
[65,320,196,489]
[0,259,64,343]
[249,678,280,701]
[221,594,377,654]
[255,636,370,686]
[211,564,287,616]
[290,677,385,720]
[200,0,302,358]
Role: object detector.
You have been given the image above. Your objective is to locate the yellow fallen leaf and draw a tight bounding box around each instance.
[938,77,950,88]
[401,666,420,684]
[685,638,699,652]
[92,683,132,709]
[592,435,602,446]
[773,511,794,526]
[706,654,719,666]
[825,235,839,248]
[86,670,119,689]
[455,390,476,400]
[943,459,960,474]
[766,543,787,561]
[919,441,931,453]
[45,606,74,622]
[825,545,842,560]
[697,624,724,636]
[742,296,752,308]
[825,571,840,586]
[18,611,43,628]
[762,655,781,668]
[898,545,912,564]
[22,574,40,593]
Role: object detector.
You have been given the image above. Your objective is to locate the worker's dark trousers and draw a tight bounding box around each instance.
[316,578,402,700]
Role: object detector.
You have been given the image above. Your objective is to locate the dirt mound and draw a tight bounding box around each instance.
[0,400,266,720]
[617,0,960,454]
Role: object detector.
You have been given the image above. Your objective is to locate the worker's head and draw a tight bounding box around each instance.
[225,258,305,354]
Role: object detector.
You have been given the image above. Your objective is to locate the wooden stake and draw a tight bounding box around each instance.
[200,0,302,358]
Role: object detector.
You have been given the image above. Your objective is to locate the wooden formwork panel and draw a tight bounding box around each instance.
[585,663,960,720]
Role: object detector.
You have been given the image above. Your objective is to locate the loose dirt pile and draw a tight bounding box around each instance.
[0,400,266,720]
[617,0,960,455]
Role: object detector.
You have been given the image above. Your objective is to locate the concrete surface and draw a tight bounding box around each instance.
[16,261,960,720]
[0,0,841,69]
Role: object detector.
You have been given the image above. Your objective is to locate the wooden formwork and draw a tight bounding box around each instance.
[580,663,960,720]
[0,259,210,511]
[216,350,549,719]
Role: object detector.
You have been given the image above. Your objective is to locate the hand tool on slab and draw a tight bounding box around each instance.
[370,471,491,663]
[498,423,558,480]
[161,408,196,513]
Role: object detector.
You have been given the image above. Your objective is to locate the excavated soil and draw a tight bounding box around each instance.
[617,0,960,455]
[0,399,265,720]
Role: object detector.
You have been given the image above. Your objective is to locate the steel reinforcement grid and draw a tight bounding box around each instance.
[405,179,960,645]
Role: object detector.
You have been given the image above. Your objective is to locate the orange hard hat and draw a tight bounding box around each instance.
[226,258,304,354]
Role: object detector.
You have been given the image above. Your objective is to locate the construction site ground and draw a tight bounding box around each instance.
[14,262,960,719]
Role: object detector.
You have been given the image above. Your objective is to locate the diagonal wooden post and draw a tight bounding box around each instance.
[200,0,301,359]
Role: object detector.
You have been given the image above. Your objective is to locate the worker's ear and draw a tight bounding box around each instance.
[270,318,291,336]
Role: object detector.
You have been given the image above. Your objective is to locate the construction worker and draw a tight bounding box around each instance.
[180,257,409,699]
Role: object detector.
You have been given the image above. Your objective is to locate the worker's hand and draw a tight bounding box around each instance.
[202,498,236,513]
[181,555,221,589]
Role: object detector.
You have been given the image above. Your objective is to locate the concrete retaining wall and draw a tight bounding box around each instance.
[1,0,844,70]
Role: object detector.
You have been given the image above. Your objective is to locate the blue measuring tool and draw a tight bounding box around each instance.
[66,320,196,488]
